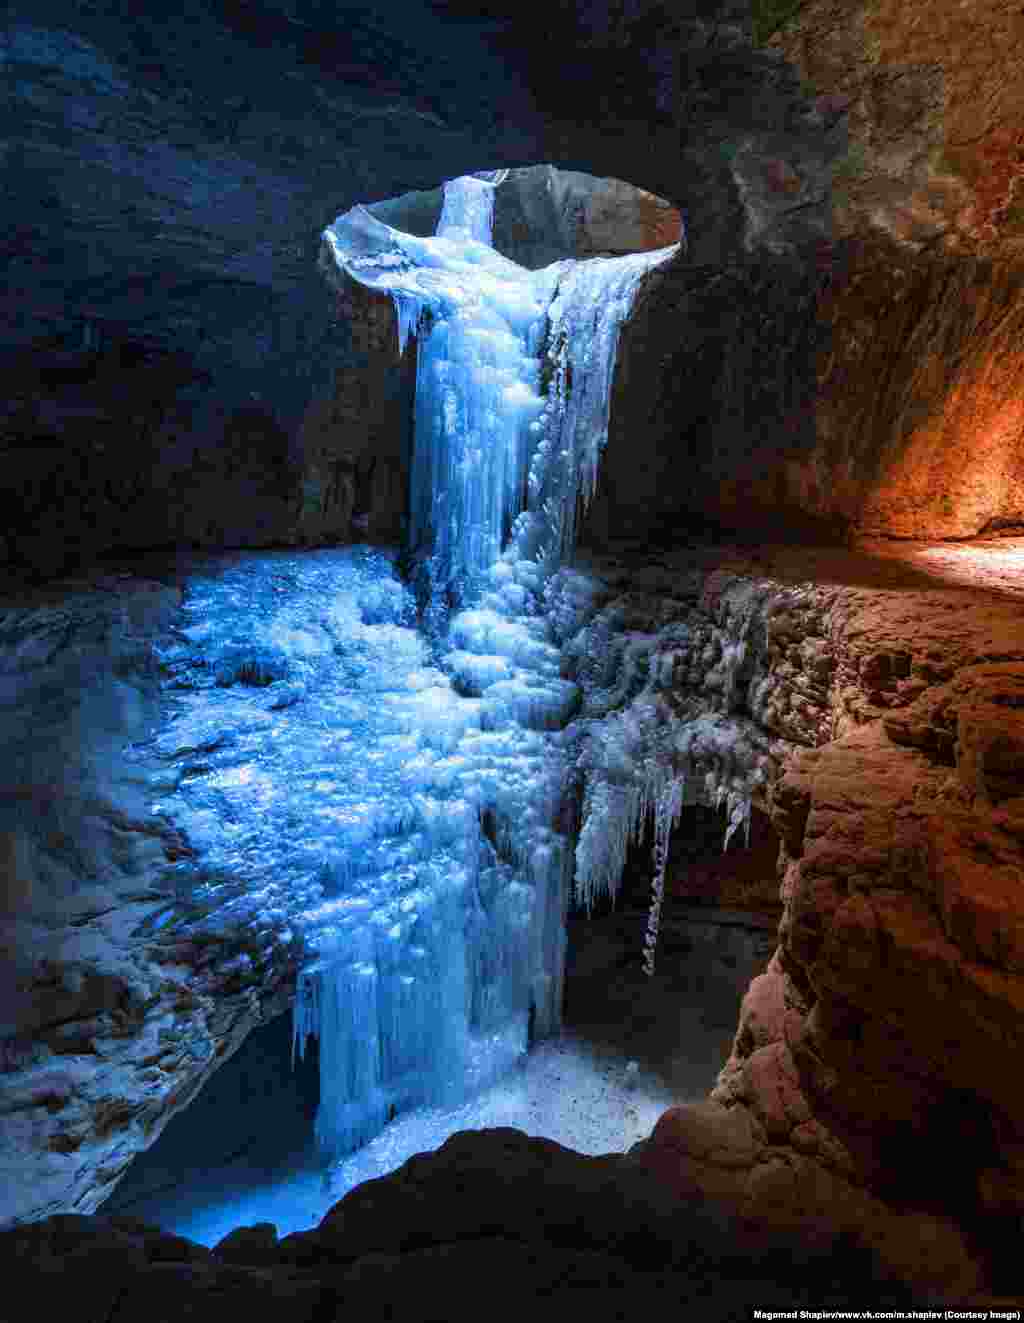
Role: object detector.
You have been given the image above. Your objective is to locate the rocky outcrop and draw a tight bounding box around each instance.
[762,0,1024,261]
[0,1127,928,1322]
[0,571,302,1225]
[588,541,1024,1300]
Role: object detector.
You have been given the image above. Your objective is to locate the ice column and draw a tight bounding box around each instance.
[301,177,678,1160]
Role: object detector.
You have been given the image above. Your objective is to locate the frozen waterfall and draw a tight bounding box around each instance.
[293,176,678,1161]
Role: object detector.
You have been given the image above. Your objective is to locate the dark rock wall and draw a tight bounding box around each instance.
[3,0,840,580]
[586,240,1024,549]
[583,248,835,550]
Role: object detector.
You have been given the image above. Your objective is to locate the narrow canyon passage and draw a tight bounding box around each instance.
[4,1,1024,1310]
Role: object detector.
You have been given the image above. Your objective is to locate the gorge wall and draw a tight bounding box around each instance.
[572,543,1024,1300]
[591,246,1024,547]
[2,0,1024,1309]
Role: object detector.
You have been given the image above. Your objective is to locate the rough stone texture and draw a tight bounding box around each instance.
[584,253,834,548]
[686,544,1024,1299]
[587,243,1024,548]
[764,0,1024,261]
[0,1128,932,1322]
[3,0,1018,572]
[0,572,302,1226]
[2,0,1023,1292]
[816,251,1024,539]
[1,539,1023,1306]
[550,539,1024,1299]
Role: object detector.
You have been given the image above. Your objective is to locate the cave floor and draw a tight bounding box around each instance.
[576,533,1024,602]
[102,907,773,1249]
[786,534,1024,600]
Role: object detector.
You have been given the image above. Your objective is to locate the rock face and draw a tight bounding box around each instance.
[818,251,1024,538]
[586,254,833,548]
[0,571,302,1225]
[763,0,1024,262]
[582,541,1024,1300]
[3,0,839,580]
[0,1128,927,1323]
[294,277,415,548]
[4,0,1018,577]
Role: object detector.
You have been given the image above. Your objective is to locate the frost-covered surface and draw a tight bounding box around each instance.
[102,905,772,1248]
[106,1036,677,1248]
[142,546,572,1161]
[544,555,839,961]
[322,180,676,614]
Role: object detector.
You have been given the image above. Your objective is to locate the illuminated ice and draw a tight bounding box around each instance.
[271,176,682,1159]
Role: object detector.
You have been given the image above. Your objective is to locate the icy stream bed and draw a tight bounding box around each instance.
[148,544,569,1159]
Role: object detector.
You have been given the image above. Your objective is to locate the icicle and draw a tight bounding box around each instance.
[392,291,422,357]
[643,776,685,978]
[722,792,751,854]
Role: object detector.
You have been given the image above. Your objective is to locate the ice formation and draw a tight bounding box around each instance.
[276,175,680,1155]
[543,563,776,972]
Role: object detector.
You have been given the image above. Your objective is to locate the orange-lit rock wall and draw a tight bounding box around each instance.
[816,250,1024,538]
[591,244,1024,548]
[626,545,1024,1303]
[765,0,1024,262]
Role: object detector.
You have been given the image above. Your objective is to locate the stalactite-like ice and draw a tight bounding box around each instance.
[300,176,677,1156]
[544,563,774,971]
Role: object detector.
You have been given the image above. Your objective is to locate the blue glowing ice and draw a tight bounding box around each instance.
[279,175,681,1159]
